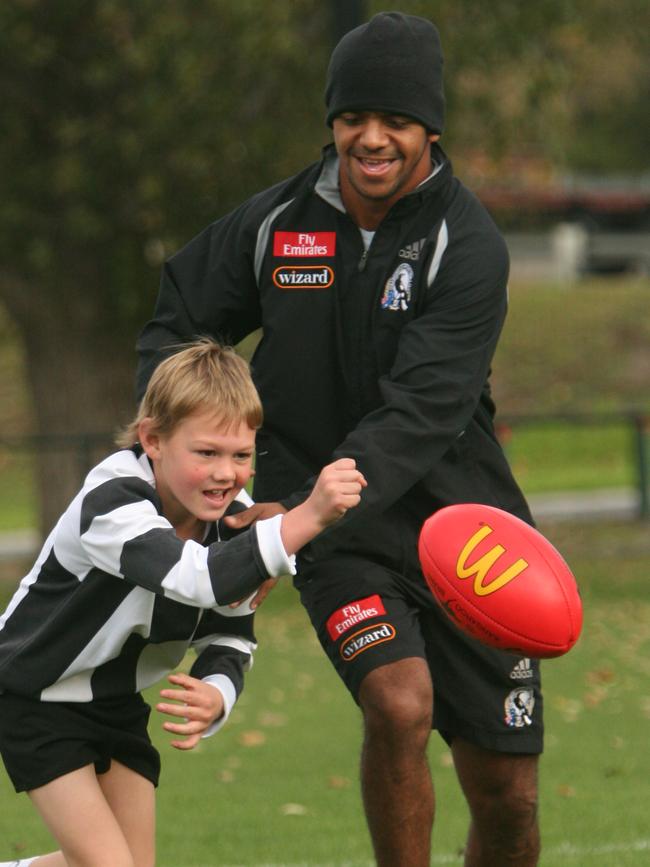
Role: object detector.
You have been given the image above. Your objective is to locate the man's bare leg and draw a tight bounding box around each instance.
[453,738,540,866]
[358,657,434,867]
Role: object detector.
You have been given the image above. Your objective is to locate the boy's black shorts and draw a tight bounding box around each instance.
[296,553,543,755]
[0,691,161,793]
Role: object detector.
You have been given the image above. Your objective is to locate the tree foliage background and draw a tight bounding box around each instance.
[1,0,648,532]
[394,0,650,173]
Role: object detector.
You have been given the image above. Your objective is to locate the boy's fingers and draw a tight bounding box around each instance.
[157,701,190,718]
[171,733,202,750]
[163,709,205,728]
[166,672,193,688]
[160,685,190,699]
[159,687,192,705]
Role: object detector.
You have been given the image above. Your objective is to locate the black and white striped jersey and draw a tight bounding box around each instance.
[0,447,294,704]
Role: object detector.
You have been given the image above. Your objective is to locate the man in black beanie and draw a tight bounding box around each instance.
[138,11,542,866]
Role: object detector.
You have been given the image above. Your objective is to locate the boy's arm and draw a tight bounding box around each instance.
[75,473,295,608]
[190,602,257,720]
[78,458,364,609]
[157,606,257,747]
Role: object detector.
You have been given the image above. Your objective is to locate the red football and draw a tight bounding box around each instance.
[418,504,582,658]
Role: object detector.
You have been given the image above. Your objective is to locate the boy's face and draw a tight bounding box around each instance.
[140,409,256,539]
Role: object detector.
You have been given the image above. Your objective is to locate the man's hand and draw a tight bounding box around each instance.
[157,672,225,750]
[248,576,280,609]
[223,503,287,608]
[223,501,287,530]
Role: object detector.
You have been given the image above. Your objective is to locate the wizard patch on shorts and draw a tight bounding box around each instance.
[340,623,396,661]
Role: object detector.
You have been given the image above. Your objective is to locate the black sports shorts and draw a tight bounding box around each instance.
[296,553,543,755]
[0,691,161,793]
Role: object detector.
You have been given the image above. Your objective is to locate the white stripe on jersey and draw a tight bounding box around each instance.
[41,586,156,701]
[0,448,262,702]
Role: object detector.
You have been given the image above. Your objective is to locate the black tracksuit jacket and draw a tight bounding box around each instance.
[137,143,532,565]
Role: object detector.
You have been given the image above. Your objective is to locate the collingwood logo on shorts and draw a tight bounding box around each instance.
[399,237,426,261]
[381,263,413,311]
[509,658,533,680]
[340,623,396,661]
[504,687,535,728]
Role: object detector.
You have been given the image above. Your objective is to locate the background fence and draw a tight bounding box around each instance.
[0,409,647,550]
[497,410,650,521]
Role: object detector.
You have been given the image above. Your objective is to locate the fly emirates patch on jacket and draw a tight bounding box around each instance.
[272,231,335,289]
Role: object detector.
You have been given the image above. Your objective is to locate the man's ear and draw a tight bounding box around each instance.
[428,132,440,144]
[138,418,161,460]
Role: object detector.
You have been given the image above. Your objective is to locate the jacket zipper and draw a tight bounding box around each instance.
[358,248,369,272]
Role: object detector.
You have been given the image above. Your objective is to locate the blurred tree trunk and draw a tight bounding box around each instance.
[0,0,329,537]
[1,266,136,533]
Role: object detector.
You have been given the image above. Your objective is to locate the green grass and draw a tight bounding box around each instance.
[503,421,639,494]
[1,279,649,861]
[493,276,650,416]
[1,519,650,865]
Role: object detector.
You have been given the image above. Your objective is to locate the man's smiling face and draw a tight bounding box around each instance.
[333,111,439,227]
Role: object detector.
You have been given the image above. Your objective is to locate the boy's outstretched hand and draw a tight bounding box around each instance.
[308,457,367,523]
[157,672,224,750]
[224,458,367,607]
[279,458,367,555]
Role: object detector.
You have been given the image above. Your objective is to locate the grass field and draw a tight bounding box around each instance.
[0,276,648,863]
[1,518,650,866]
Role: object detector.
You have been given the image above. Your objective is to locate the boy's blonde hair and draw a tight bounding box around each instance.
[116,338,262,448]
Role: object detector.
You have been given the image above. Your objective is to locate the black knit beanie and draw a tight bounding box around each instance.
[325,12,445,133]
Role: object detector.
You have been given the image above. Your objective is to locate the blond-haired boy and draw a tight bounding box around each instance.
[0,339,366,867]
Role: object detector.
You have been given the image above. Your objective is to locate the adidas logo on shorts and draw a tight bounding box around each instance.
[509,658,533,680]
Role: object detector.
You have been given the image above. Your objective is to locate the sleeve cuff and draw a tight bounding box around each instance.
[200,674,238,738]
[254,514,296,577]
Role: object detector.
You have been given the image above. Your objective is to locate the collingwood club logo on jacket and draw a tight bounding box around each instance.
[381,262,413,311]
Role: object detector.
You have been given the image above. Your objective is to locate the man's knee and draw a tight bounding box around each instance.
[453,741,540,860]
[359,658,433,745]
[476,783,538,834]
